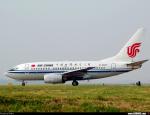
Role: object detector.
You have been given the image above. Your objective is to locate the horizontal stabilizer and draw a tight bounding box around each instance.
[127,59,149,66]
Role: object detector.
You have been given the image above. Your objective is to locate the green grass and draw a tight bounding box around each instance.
[0,84,150,112]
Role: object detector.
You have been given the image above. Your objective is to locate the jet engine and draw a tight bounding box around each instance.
[44,73,65,83]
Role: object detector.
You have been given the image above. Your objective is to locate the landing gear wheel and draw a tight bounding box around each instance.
[72,81,79,86]
[22,81,25,86]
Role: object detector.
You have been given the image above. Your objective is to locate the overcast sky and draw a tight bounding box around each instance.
[0,0,149,85]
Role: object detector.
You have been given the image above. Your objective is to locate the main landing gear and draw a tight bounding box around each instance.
[72,80,79,86]
[22,81,26,86]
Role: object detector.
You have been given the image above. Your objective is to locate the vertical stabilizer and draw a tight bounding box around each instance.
[101,28,145,62]
[114,28,144,62]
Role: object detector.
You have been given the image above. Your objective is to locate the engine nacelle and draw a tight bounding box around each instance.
[44,73,65,84]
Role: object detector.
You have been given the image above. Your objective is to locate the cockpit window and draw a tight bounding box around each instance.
[8,69,15,71]
[8,67,19,71]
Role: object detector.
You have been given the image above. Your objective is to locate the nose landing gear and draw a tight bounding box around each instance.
[22,81,26,86]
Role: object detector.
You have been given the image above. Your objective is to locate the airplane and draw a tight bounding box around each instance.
[4,28,148,86]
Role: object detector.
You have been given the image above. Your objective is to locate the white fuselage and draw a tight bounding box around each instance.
[4,28,147,85]
[5,60,132,81]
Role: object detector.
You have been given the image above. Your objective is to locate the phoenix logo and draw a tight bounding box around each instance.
[127,43,141,58]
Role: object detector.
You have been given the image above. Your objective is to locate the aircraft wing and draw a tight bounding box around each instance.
[62,67,94,80]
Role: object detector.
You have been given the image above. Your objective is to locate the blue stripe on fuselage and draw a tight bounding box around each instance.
[8,70,131,74]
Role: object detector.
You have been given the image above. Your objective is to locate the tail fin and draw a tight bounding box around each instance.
[101,28,145,62]
[114,28,144,62]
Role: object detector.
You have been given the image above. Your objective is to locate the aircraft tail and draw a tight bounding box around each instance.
[103,28,145,62]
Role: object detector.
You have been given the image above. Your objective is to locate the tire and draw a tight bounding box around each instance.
[22,82,25,86]
[72,81,79,86]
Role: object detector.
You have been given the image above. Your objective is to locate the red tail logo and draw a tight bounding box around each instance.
[127,43,141,58]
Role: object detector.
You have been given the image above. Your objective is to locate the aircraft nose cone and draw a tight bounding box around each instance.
[4,71,15,79]
[4,72,9,77]
[4,72,7,76]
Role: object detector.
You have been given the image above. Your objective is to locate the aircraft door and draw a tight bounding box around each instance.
[111,63,116,70]
[25,64,29,70]
[25,64,29,75]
